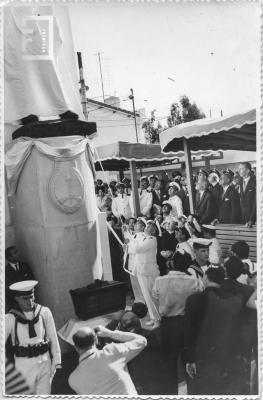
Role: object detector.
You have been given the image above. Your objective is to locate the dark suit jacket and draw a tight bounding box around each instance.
[239,175,256,224]
[152,189,167,208]
[218,185,241,224]
[157,232,178,276]
[5,262,35,312]
[195,189,214,224]
[5,262,34,288]
[209,183,221,219]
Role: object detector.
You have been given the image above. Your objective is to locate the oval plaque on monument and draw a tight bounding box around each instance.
[48,161,85,214]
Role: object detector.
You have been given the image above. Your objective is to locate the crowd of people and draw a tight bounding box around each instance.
[95,161,256,227]
[91,161,257,395]
[4,161,258,396]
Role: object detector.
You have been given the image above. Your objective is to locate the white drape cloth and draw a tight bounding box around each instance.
[5,137,93,195]
[4,5,84,123]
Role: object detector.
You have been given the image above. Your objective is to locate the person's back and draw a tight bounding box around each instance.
[68,326,147,395]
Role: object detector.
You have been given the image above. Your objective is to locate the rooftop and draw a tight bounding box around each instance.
[87,98,141,118]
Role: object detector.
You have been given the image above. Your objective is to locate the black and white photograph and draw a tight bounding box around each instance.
[2,1,262,396]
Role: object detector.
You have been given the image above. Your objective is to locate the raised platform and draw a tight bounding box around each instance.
[216,224,257,262]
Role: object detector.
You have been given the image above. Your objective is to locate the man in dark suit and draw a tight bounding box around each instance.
[5,246,34,311]
[238,162,256,227]
[184,266,249,395]
[151,179,167,217]
[216,169,241,224]
[194,180,214,224]
[208,169,221,220]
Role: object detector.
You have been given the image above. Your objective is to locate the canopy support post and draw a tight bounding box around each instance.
[183,138,195,214]
[204,156,210,170]
[129,161,140,217]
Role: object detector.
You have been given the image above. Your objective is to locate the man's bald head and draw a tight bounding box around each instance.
[72,327,97,350]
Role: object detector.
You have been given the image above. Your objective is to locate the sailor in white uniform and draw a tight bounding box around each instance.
[126,222,160,326]
[112,183,132,221]
[187,239,214,291]
[130,176,153,218]
[125,218,146,302]
[5,281,61,394]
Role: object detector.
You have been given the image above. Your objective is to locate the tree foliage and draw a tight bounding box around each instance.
[167,95,206,127]
[142,95,205,143]
[142,109,163,144]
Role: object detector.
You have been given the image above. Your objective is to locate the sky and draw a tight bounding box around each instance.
[68,2,260,124]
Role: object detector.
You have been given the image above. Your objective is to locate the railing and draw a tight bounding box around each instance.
[216,224,257,262]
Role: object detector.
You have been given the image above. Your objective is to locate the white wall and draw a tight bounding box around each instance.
[87,104,144,147]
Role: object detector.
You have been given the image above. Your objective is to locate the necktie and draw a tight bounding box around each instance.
[243,180,247,192]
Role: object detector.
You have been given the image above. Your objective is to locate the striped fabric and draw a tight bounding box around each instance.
[5,359,32,395]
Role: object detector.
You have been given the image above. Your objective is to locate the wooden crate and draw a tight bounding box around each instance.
[215,224,257,262]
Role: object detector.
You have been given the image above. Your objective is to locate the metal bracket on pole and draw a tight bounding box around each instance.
[129,161,140,218]
[183,138,195,213]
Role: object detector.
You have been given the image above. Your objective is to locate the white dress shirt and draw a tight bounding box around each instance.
[243,176,250,191]
[152,271,199,317]
[68,332,147,395]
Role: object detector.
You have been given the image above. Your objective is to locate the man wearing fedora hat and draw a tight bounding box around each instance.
[5,281,61,394]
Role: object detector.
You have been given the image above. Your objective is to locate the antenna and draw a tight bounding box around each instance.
[77,52,89,120]
[93,51,105,102]
[104,58,112,97]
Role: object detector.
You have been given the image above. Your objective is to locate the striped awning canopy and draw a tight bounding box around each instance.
[160,109,256,153]
[94,141,218,171]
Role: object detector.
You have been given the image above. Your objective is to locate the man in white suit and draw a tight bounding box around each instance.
[130,176,153,218]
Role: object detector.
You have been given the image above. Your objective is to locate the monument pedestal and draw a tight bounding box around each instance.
[6,134,102,327]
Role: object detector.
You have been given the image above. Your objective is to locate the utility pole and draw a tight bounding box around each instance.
[93,51,105,102]
[77,52,89,120]
[129,88,139,143]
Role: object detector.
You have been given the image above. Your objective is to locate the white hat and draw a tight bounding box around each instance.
[140,176,149,182]
[192,238,212,247]
[168,182,181,191]
[202,224,216,231]
[137,217,147,226]
[9,280,38,295]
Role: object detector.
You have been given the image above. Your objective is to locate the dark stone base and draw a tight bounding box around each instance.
[12,119,97,140]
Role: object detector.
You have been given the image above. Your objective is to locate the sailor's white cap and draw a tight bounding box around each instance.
[137,217,147,226]
[9,280,38,295]
[192,238,212,248]
[168,182,181,191]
